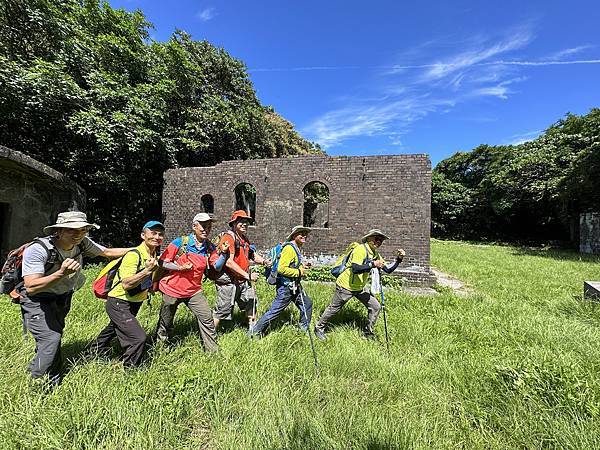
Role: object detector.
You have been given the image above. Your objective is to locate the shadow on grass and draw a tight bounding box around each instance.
[510,247,600,263]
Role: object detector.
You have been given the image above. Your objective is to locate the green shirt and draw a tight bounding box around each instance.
[336,243,384,291]
[108,243,154,302]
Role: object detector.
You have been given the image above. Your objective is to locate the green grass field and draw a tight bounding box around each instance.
[1,240,600,449]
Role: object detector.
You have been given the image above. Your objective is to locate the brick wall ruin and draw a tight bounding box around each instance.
[163,154,434,285]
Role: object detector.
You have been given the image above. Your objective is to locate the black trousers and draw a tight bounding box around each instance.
[20,291,73,384]
[90,297,146,367]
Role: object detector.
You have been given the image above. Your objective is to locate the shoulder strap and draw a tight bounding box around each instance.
[176,235,190,258]
[281,242,302,267]
[31,238,58,270]
[226,230,242,251]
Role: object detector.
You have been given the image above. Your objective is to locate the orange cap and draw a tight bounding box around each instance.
[228,210,253,226]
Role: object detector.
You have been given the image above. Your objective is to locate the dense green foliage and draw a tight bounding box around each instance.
[1,241,600,448]
[432,109,600,242]
[0,0,321,244]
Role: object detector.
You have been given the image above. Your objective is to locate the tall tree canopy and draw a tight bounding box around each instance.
[0,0,321,244]
[432,109,600,243]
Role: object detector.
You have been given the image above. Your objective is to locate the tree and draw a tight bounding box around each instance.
[0,0,321,244]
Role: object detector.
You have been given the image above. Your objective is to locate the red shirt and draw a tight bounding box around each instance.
[158,235,213,298]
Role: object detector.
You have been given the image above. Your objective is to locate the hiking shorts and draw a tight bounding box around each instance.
[214,281,256,320]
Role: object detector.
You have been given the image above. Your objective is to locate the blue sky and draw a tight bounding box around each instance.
[109,0,600,165]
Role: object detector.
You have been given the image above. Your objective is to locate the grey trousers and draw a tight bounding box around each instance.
[20,291,73,385]
[315,285,381,332]
[156,292,218,352]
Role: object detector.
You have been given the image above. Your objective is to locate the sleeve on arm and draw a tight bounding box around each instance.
[159,238,182,263]
[82,237,106,257]
[21,244,48,276]
[383,259,400,274]
[350,245,370,274]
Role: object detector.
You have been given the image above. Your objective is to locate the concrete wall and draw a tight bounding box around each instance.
[163,154,434,285]
[0,146,85,257]
[580,212,600,254]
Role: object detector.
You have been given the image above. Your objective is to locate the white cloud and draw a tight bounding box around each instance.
[196,7,216,22]
[544,45,594,61]
[504,130,543,145]
[300,23,599,149]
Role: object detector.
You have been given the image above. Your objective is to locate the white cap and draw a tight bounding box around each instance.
[193,213,215,224]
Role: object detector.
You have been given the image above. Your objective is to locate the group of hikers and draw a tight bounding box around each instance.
[8,209,405,387]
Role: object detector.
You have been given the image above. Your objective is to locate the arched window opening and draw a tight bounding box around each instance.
[303,181,329,228]
[234,183,256,221]
[200,194,214,214]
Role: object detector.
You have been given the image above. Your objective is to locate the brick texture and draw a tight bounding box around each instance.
[162,154,434,285]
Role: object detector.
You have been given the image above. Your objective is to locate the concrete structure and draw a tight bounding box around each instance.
[580,212,600,255]
[584,281,600,300]
[163,154,434,286]
[0,145,85,258]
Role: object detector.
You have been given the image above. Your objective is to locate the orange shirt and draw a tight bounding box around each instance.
[218,231,252,281]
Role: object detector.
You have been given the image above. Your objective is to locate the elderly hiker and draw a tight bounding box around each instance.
[213,210,271,330]
[89,220,164,367]
[18,211,131,387]
[154,213,228,352]
[314,229,405,340]
[249,226,313,337]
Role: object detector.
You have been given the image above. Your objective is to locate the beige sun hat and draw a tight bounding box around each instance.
[286,226,312,241]
[361,229,389,243]
[43,211,99,235]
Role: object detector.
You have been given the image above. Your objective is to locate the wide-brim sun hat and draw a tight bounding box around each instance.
[228,210,254,226]
[43,211,100,235]
[193,213,215,223]
[361,229,389,243]
[286,226,312,241]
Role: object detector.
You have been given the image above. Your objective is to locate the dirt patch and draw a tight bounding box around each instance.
[431,268,473,296]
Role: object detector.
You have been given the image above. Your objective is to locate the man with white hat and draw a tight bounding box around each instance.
[314,229,405,340]
[154,213,228,352]
[249,226,313,337]
[19,211,131,387]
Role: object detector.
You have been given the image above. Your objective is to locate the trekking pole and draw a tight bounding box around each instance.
[378,269,390,354]
[249,267,258,332]
[298,282,320,376]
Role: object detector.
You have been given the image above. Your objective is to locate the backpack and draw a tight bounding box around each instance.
[330,242,368,278]
[264,242,301,285]
[1,238,85,302]
[93,249,142,299]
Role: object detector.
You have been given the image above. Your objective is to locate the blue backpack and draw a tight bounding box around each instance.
[264,242,301,285]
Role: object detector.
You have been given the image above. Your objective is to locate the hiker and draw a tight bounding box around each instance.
[213,210,271,330]
[89,220,164,367]
[249,226,313,337]
[154,213,228,352]
[314,229,405,340]
[18,211,131,387]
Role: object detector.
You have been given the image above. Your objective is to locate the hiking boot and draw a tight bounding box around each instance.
[362,327,377,340]
[314,327,327,341]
